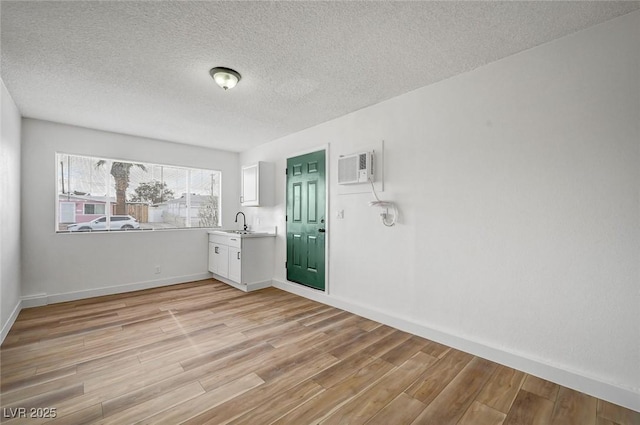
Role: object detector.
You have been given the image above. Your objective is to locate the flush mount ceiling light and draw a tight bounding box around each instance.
[209,67,241,90]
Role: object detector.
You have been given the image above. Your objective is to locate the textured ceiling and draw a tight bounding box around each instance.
[2,1,639,152]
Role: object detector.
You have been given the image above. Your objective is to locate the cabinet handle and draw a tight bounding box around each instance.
[240,196,244,203]
[214,247,219,254]
[237,252,241,260]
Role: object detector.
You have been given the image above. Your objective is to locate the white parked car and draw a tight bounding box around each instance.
[67,215,140,232]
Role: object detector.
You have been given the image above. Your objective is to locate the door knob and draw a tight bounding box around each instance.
[318,228,326,233]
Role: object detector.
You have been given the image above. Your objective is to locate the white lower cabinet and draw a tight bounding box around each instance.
[228,247,242,283]
[208,243,229,277]
[208,232,275,292]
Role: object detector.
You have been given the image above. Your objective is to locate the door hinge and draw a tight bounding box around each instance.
[285,215,288,221]
[285,261,288,269]
[285,168,288,175]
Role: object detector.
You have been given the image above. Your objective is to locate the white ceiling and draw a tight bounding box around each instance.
[2,1,639,153]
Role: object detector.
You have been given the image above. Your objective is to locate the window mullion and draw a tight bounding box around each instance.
[186,169,191,228]
[105,160,112,231]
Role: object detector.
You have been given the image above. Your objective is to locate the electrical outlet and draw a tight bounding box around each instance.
[155,266,161,274]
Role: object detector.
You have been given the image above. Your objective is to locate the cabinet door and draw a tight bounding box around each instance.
[208,243,216,273]
[217,245,229,277]
[228,247,242,283]
[241,163,259,206]
[210,243,229,278]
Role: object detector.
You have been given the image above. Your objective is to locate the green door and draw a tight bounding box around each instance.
[286,150,326,290]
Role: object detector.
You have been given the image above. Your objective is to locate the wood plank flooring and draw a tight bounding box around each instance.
[1,279,638,425]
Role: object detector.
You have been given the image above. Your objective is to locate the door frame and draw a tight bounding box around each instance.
[285,143,331,294]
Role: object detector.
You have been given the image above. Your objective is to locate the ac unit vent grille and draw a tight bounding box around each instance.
[338,156,358,184]
[338,151,372,185]
[359,153,366,170]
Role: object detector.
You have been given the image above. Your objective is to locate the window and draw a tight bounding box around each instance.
[56,153,222,233]
[83,203,105,215]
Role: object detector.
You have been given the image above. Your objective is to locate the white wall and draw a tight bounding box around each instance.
[1,79,22,342]
[21,119,240,303]
[241,11,640,408]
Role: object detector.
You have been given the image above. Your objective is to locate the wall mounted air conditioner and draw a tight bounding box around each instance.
[338,151,373,184]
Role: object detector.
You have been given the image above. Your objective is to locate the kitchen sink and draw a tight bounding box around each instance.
[209,228,276,238]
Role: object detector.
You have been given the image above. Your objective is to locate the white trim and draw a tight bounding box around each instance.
[21,273,212,306]
[1,300,23,344]
[246,279,272,292]
[272,278,640,412]
[325,145,330,295]
[21,293,48,308]
[211,274,272,292]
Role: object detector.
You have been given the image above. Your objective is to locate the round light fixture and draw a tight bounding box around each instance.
[209,67,241,90]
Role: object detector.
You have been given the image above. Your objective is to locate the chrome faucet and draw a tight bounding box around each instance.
[235,211,247,231]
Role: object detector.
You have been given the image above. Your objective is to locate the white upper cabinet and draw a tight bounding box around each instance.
[241,163,259,206]
[241,162,273,207]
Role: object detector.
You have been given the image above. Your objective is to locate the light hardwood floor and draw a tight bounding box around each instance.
[1,280,638,425]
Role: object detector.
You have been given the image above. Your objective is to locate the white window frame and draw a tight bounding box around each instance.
[55,153,222,233]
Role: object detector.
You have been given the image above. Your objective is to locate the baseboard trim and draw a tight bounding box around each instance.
[212,275,249,292]
[272,278,640,412]
[21,293,47,308]
[1,300,23,344]
[21,273,213,307]
[247,279,272,292]
[211,274,273,293]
